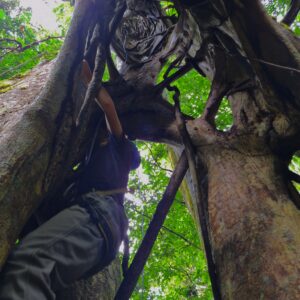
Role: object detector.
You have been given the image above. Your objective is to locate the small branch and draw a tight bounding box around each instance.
[0,38,22,48]
[107,0,127,44]
[130,207,201,250]
[288,170,300,183]
[84,22,101,61]
[187,57,206,77]
[142,142,173,173]
[115,152,189,300]
[254,58,300,74]
[0,36,63,60]
[164,55,185,80]
[282,0,300,26]
[155,63,192,93]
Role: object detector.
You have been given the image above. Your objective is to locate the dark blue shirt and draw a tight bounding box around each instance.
[78,135,140,196]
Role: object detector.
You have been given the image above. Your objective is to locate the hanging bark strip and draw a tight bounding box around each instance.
[76,1,127,126]
[169,85,222,300]
[114,152,189,300]
[76,23,108,126]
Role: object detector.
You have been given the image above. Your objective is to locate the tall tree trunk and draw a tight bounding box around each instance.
[197,134,300,298]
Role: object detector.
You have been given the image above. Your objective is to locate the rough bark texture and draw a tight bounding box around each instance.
[186,122,300,299]
[202,138,300,299]
[56,258,121,300]
[0,0,96,267]
[1,0,300,299]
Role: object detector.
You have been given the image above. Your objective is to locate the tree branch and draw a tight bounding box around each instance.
[201,80,229,126]
[0,36,63,60]
[115,152,189,300]
[155,63,193,93]
[282,0,300,26]
[288,170,300,183]
[142,142,173,173]
[0,38,22,48]
[129,206,202,250]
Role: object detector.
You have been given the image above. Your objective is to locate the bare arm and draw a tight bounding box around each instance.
[81,60,123,138]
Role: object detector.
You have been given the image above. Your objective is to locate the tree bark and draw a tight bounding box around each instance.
[56,258,121,300]
[0,0,97,267]
[192,130,300,299]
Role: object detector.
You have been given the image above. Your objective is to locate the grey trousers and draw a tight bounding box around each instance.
[0,195,126,300]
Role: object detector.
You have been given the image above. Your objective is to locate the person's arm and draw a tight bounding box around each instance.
[81,60,123,139]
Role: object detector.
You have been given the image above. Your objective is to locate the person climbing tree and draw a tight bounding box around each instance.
[0,60,141,300]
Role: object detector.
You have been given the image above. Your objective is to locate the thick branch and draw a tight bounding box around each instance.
[115,152,189,300]
[282,0,300,26]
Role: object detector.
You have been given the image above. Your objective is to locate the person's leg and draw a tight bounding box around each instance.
[0,204,106,300]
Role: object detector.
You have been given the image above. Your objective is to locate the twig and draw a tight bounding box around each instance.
[282,0,300,26]
[254,58,300,74]
[163,55,185,80]
[115,152,189,300]
[0,38,22,48]
[108,1,127,44]
[288,170,300,183]
[0,36,63,60]
[142,142,173,173]
[130,207,201,250]
[214,42,300,74]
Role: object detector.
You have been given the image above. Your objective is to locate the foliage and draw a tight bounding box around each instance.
[263,0,300,34]
[160,1,178,18]
[53,2,73,36]
[289,155,300,191]
[0,1,73,80]
[0,0,20,12]
[127,142,213,299]
[264,0,291,16]
[159,66,233,130]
